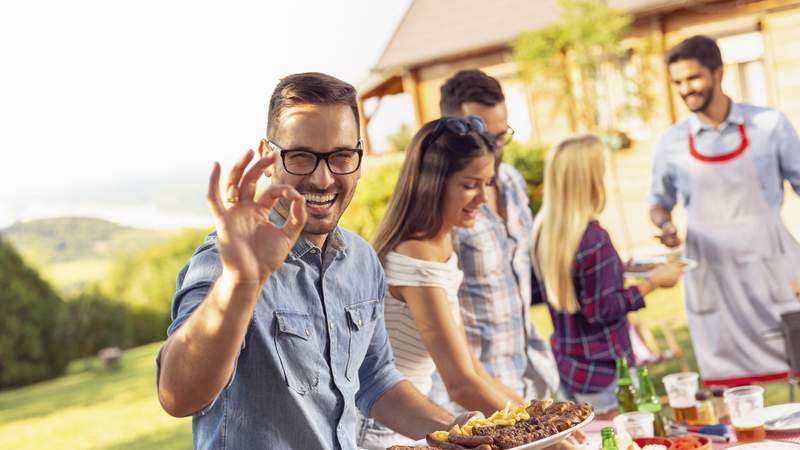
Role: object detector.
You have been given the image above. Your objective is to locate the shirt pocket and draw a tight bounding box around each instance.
[274,311,322,395]
[345,299,380,381]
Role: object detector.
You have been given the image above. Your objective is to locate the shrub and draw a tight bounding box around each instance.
[339,160,402,240]
[58,288,132,358]
[386,123,413,153]
[504,140,548,215]
[0,237,71,388]
[102,228,210,346]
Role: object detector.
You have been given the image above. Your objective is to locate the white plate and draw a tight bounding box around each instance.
[729,441,800,449]
[414,412,594,450]
[764,403,800,432]
[623,256,697,279]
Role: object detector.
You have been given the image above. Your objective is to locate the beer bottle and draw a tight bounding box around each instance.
[615,357,638,412]
[601,427,619,450]
[636,366,666,436]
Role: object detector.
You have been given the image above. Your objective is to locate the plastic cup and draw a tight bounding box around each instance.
[724,386,766,443]
[613,411,655,438]
[662,372,700,424]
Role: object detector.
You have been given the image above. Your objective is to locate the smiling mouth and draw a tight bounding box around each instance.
[303,192,337,209]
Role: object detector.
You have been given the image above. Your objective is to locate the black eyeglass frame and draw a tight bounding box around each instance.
[267,140,364,176]
[494,125,515,146]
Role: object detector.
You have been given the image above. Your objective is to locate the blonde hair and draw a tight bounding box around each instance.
[532,134,607,313]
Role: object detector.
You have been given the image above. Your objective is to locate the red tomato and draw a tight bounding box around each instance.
[670,435,703,449]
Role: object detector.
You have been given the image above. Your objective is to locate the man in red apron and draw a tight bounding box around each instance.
[649,35,800,385]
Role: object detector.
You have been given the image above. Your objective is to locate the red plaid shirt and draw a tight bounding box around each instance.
[532,221,644,394]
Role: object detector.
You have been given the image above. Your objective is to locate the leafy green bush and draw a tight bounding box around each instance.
[386,123,413,153]
[102,228,211,346]
[0,237,71,388]
[339,160,402,240]
[58,288,132,358]
[504,140,548,215]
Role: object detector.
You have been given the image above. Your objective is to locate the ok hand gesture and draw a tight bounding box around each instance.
[207,146,307,287]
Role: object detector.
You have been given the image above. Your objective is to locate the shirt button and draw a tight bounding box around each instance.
[357,319,363,327]
[329,321,334,329]
[305,329,310,336]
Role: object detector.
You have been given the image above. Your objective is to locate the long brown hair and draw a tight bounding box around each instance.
[373,118,495,261]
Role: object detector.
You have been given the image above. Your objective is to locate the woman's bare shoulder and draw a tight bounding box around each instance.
[393,239,441,262]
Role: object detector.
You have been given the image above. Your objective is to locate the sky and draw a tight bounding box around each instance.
[0,0,413,228]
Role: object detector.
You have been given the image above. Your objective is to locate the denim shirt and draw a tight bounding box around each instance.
[156,211,404,450]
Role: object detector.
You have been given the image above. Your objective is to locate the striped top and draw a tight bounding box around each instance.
[383,251,464,395]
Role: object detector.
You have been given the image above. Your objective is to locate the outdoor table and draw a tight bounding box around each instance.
[584,419,800,449]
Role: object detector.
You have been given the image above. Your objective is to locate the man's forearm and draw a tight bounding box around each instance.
[370,380,453,440]
[158,270,262,417]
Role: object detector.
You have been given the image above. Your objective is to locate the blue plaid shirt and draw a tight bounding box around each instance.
[449,163,558,396]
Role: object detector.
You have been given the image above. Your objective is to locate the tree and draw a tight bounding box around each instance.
[513,0,641,132]
[102,228,211,345]
[386,123,413,153]
[0,237,71,388]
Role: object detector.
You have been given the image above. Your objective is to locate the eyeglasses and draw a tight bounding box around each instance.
[267,140,364,176]
[494,125,515,146]
[424,115,496,150]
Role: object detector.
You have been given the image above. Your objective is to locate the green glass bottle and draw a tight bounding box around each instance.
[615,357,638,413]
[636,366,666,437]
[601,426,619,450]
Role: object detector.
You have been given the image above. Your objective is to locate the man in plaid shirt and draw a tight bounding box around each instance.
[431,70,560,402]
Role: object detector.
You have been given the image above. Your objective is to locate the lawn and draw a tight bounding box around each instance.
[0,343,191,450]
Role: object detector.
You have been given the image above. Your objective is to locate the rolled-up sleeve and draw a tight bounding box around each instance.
[355,269,405,417]
[776,112,800,195]
[577,230,645,326]
[155,236,243,415]
[648,136,678,211]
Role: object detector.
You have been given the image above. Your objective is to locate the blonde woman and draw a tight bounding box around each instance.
[531,134,682,416]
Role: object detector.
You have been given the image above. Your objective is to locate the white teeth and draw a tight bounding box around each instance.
[303,193,336,204]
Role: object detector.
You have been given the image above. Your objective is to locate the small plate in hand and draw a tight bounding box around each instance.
[623,255,697,279]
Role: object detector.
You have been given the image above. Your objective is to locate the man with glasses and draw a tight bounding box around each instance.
[156,72,463,449]
[435,70,560,405]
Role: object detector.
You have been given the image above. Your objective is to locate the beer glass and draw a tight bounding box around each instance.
[613,411,655,438]
[724,386,766,443]
[662,372,699,424]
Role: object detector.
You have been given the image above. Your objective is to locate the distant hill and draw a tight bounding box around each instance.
[0,217,182,293]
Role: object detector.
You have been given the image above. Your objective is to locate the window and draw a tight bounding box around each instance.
[718,32,769,106]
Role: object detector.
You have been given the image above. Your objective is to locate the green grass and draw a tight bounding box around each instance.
[0,343,191,450]
[530,283,793,406]
[46,258,111,294]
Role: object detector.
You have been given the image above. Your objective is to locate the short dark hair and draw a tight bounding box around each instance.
[439,69,505,117]
[665,35,723,72]
[267,72,360,138]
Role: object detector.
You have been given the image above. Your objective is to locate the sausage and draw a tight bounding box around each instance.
[425,434,473,450]
[447,434,494,446]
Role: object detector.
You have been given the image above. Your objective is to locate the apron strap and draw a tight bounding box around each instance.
[689,123,749,163]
